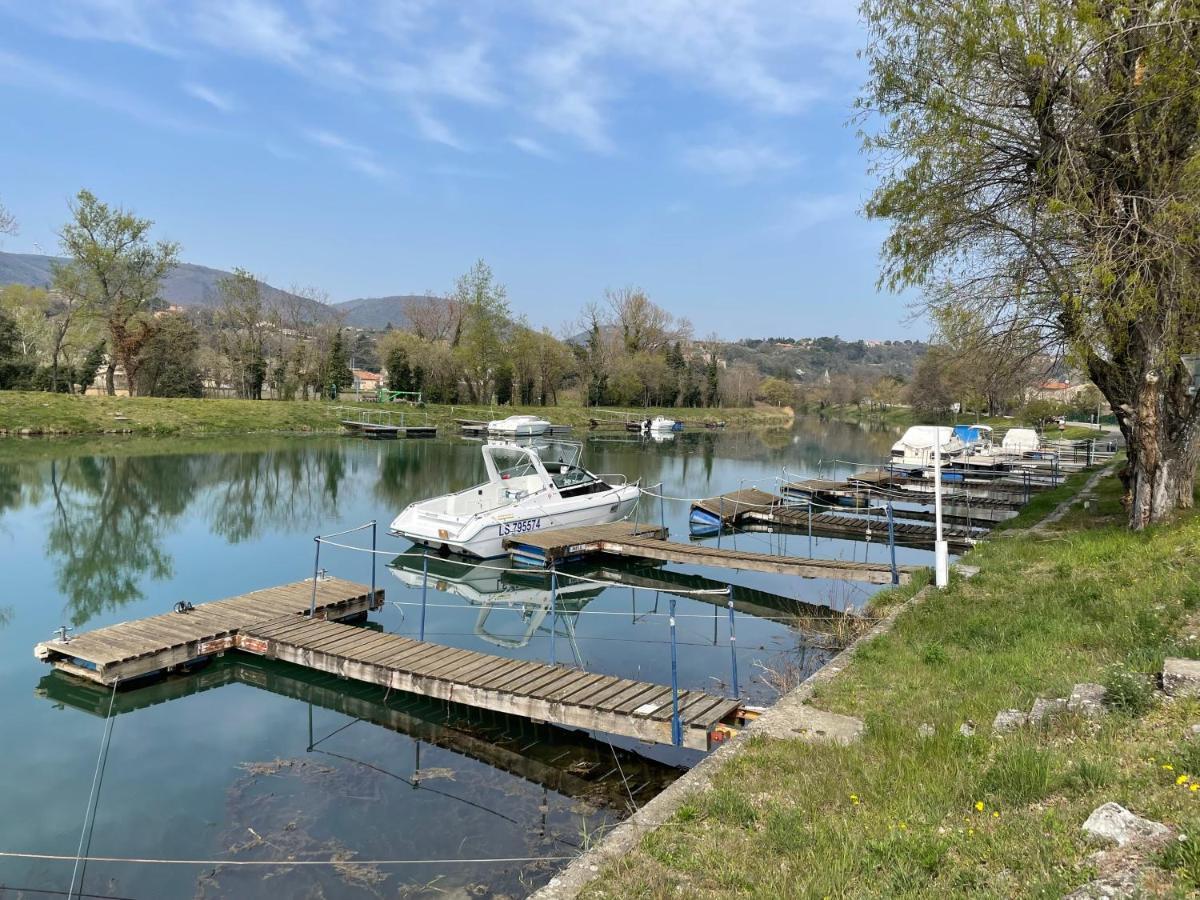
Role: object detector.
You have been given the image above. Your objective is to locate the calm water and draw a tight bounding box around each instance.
[0,419,922,898]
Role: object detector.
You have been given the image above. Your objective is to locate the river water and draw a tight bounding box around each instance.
[0,418,921,898]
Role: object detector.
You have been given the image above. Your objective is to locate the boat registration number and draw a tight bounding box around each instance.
[499,517,543,536]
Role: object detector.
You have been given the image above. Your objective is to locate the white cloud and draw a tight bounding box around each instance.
[304,128,391,178]
[682,140,798,183]
[508,135,554,159]
[0,49,202,132]
[183,81,235,112]
[410,106,466,150]
[191,0,310,65]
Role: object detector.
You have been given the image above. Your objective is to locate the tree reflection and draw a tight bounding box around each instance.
[47,455,191,625]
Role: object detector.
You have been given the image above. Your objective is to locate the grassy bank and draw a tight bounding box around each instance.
[0,391,793,437]
[589,466,1200,897]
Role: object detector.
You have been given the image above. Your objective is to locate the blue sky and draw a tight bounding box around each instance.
[0,0,923,340]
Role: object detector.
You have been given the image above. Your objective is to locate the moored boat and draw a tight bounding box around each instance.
[388,442,640,558]
[487,415,551,437]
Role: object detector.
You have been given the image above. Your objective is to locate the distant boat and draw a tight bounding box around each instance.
[389,442,640,558]
[1001,427,1041,454]
[890,425,967,468]
[643,416,682,433]
[487,415,550,437]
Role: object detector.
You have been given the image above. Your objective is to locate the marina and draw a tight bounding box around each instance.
[0,422,1077,897]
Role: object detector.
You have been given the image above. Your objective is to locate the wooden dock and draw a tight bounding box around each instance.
[35,573,747,750]
[341,419,437,439]
[690,488,981,551]
[34,577,384,685]
[234,616,741,751]
[504,521,920,585]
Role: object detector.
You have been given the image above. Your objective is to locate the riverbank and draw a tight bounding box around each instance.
[580,464,1200,897]
[818,403,1114,441]
[0,391,793,437]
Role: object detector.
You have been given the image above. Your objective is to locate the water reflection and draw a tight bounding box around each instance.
[0,420,900,631]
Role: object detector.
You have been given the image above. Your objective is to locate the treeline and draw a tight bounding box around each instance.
[0,189,790,409]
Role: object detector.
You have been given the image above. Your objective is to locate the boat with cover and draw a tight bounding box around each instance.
[643,416,682,433]
[487,414,550,437]
[388,441,641,558]
[889,425,968,469]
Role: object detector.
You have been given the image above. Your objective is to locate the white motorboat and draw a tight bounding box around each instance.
[889,425,968,468]
[642,415,681,433]
[389,442,641,558]
[487,414,550,437]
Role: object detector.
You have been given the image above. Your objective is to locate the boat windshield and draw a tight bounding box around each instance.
[547,462,597,489]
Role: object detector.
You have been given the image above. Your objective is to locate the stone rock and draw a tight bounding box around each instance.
[1081,802,1171,848]
[955,565,980,580]
[1163,658,1200,698]
[1029,697,1069,724]
[917,723,935,738]
[1190,724,1200,738]
[959,721,976,737]
[753,704,864,745]
[993,708,1028,733]
[1069,683,1107,718]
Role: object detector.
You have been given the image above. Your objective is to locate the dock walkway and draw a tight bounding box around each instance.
[238,615,740,751]
[504,521,920,585]
[34,577,383,685]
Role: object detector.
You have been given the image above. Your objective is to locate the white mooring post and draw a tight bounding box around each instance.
[933,429,949,588]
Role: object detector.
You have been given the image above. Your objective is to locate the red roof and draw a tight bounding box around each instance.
[1037,381,1071,390]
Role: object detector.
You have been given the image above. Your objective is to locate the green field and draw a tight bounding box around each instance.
[0,391,793,437]
[588,464,1200,897]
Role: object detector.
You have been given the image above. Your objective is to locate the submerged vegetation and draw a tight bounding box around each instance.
[587,469,1200,897]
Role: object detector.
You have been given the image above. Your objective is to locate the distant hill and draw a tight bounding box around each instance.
[725,336,928,381]
[0,250,332,320]
[332,294,442,330]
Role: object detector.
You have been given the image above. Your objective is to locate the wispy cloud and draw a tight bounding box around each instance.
[774,191,858,236]
[508,135,555,159]
[0,48,202,132]
[410,105,466,151]
[303,127,391,179]
[682,140,798,183]
[183,81,235,112]
[191,0,310,66]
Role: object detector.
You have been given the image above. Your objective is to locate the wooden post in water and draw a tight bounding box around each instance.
[549,564,558,667]
[370,520,377,602]
[934,432,949,589]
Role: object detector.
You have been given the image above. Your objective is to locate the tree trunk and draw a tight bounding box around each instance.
[1119,372,1199,529]
[105,362,115,396]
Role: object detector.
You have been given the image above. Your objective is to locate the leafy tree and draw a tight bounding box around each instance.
[135,313,204,397]
[215,268,268,399]
[56,190,178,396]
[453,260,510,402]
[704,356,721,407]
[0,306,35,388]
[860,1,1200,527]
[758,377,796,407]
[385,345,414,393]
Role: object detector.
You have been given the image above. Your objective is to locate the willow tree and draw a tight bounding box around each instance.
[860,0,1200,528]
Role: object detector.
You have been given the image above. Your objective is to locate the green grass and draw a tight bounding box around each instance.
[0,391,792,437]
[586,468,1200,898]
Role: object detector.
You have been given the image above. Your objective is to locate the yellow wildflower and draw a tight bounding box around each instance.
[974,801,985,812]
[992,811,1000,818]
[1191,784,1199,793]
[1178,775,1189,785]
[1164,764,1175,771]
[850,794,860,805]
[968,828,974,836]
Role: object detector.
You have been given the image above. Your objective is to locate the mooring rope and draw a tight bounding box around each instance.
[67,679,119,900]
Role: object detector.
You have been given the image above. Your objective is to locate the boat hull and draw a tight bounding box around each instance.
[390,485,641,559]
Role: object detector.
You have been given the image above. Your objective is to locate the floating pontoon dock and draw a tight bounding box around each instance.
[504,521,920,585]
[34,575,746,750]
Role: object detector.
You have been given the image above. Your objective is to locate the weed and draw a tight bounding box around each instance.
[1161,826,1200,888]
[979,743,1057,804]
[1102,666,1156,716]
[921,642,948,666]
[1063,758,1114,794]
[700,786,757,828]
